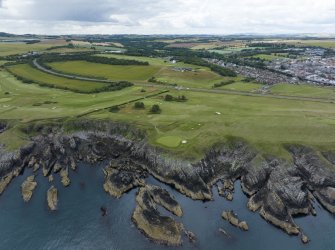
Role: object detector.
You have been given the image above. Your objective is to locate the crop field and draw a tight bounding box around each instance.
[7,64,108,92]
[0,42,52,56]
[252,39,335,49]
[48,61,160,81]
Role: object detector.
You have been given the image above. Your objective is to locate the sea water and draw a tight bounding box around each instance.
[0,164,334,250]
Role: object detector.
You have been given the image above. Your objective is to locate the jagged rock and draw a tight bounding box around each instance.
[0,171,14,195]
[33,163,40,172]
[53,162,62,173]
[223,179,234,191]
[60,167,70,187]
[238,221,249,231]
[21,175,37,202]
[219,228,231,238]
[132,185,183,246]
[47,186,58,211]
[48,175,54,182]
[301,234,310,244]
[1,121,335,243]
[103,162,147,198]
[185,230,196,243]
[222,210,249,231]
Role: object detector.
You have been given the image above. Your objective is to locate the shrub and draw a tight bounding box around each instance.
[134,102,145,109]
[109,106,120,113]
[164,94,173,101]
[150,104,161,114]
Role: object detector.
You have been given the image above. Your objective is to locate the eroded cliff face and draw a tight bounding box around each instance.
[0,121,335,245]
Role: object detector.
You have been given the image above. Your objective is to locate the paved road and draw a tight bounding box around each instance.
[33,59,335,105]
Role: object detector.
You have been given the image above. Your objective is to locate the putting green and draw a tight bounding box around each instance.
[156,136,182,148]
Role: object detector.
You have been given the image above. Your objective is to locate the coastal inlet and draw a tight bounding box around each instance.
[1,121,335,249]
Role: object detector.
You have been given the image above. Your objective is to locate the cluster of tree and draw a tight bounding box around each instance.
[109,105,120,113]
[97,81,134,93]
[25,40,40,44]
[164,94,187,102]
[212,80,235,88]
[177,56,237,77]
[248,43,292,49]
[150,104,161,114]
[148,77,177,86]
[38,53,149,66]
[133,101,145,109]
[46,43,75,51]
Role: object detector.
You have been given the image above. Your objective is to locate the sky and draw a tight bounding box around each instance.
[0,0,335,35]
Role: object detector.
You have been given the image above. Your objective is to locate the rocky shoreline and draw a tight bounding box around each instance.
[0,120,335,246]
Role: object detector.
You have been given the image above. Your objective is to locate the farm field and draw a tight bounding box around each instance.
[0,42,54,56]
[221,82,263,92]
[250,53,289,61]
[6,64,108,92]
[269,83,335,100]
[47,61,160,81]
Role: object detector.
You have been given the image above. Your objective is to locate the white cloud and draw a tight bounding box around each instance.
[0,0,334,34]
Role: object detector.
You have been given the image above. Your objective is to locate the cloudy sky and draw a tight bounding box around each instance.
[0,0,335,35]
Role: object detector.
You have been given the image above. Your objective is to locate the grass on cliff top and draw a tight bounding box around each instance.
[0,70,161,121]
[2,63,335,160]
[88,89,335,160]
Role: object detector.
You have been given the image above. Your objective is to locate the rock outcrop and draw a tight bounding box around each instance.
[0,121,335,243]
[222,210,249,231]
[132,185,183,246]
[103,161,147,198]
[60,167,70,187]
[47,185,58,211]
[21,175,37,202]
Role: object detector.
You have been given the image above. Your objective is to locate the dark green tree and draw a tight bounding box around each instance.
[134,102,145,109]
[150,104,161,114]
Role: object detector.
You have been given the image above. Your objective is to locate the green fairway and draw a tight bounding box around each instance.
[47,60,160,81]
[7,64,108,92]
[156,136,182,148]
[1,53,335,160]
[89,88,335,159]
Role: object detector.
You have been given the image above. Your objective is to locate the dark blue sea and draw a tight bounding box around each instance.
[0,164,334,250]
